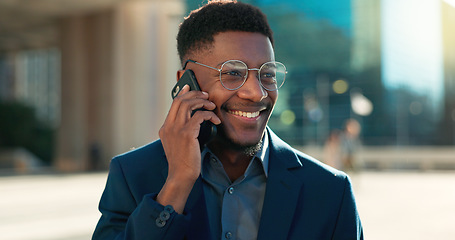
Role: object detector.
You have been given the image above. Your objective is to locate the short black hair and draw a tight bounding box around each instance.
[177,0,274,64]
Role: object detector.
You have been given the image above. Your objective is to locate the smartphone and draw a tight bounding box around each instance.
[171,70,217,147]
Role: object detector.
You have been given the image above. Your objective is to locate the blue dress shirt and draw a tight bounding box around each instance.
[201,133,269,240]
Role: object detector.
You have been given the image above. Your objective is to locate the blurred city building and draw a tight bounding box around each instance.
[239,0,455,147]
[0,0,184,171]
[351,0,381,72]
[441,0,455,144]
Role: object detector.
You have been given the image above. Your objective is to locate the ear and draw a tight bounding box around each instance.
[176,70,185,81]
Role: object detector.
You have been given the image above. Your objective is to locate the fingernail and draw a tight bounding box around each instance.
[202,91,208,95]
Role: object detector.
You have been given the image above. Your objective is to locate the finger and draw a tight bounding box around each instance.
[167,86,208,123]
[178,89,209,100]
[189,99,216,112]
[178,84,190,96]
[165,85,190,123]
[172,90,210,114]
[191,110,221,125]
[173,97,215,122]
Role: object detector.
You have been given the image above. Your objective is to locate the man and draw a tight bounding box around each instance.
[93,1,363,239]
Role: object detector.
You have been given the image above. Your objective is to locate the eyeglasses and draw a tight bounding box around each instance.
[183,59,287,91]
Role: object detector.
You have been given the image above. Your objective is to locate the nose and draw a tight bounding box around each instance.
[237,70,268,102]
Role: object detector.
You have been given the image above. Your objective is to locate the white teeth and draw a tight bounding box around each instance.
[229,110,260,118]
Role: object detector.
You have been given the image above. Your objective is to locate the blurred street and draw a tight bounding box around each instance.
[0,173,106,240]
[1,171,455,240]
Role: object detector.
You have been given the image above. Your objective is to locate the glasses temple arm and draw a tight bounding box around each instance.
[182,59,197,70]
[183,59,220,72]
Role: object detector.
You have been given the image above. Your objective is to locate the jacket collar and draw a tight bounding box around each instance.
[257,127,305,240]
[265,126,303,169]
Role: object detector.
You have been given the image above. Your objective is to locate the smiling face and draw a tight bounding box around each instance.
[182,31,278,149]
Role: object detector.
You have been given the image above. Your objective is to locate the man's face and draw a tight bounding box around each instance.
[187,31,278,148]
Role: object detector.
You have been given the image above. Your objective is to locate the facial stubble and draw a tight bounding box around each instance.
[214,123,264,157]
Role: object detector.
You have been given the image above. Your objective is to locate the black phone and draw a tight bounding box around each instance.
[171,70,217,147]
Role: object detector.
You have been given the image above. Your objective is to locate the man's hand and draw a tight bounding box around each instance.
[157,85,220,213]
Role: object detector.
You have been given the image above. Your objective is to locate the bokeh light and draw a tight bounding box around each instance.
[280,110,296,125]
[409,101,423,115]
[332,79,349,94]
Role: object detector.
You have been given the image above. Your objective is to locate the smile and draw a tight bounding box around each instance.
[228,110,260,118]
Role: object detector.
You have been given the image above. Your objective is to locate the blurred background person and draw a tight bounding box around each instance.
[323,129,343,169]
[340,118,362,172]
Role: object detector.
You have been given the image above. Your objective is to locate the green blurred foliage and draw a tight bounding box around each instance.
[0,101,55,164]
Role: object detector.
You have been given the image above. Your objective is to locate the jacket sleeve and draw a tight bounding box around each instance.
[332,176,364,240]
[92,157,191,240]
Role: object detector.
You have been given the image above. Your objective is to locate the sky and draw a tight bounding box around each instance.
[381,0,444,109]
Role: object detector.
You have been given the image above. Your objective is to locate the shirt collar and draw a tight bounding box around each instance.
[258,130,269,177]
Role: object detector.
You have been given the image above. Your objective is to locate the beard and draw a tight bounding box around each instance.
[213,123,264,157]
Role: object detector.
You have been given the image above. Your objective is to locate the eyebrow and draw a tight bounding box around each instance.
[215,61,225,68]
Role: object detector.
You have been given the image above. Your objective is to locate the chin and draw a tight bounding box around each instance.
[215,124,265,150]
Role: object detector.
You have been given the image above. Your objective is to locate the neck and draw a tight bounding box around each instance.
[208,141,253,182]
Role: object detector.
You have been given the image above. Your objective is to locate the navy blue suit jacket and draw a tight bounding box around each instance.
[93,128,363,239]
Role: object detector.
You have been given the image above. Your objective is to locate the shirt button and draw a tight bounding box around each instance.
[211,157,217,163]
[225,231,233,239]
[228,187,234,194]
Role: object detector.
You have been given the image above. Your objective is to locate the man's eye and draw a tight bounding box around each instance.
[262,72,275,78]
[223,70,243,77]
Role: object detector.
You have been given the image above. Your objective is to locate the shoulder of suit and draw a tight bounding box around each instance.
[268,129,347,181]
[111,139,166,168]
[294,148,346,178]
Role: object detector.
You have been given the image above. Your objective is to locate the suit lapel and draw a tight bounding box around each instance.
[257,128,305,240]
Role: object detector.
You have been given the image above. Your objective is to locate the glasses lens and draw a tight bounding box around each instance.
[220,60,247,90]
[259,62,286,91]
